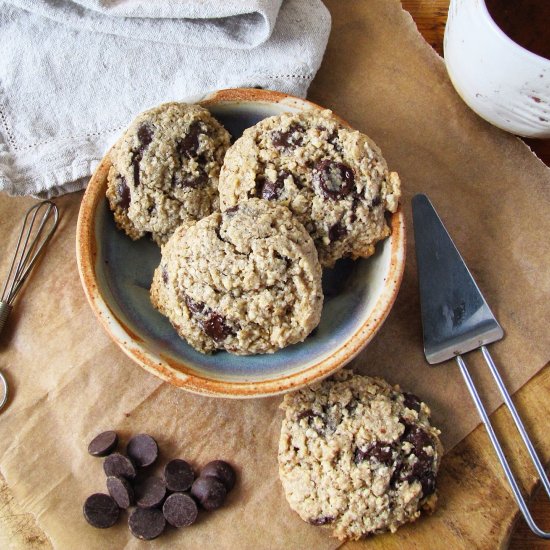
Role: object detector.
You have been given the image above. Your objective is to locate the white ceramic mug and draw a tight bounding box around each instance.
[444,0,550,138]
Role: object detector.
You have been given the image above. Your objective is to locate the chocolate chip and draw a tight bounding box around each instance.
[372,195,382,207]
[162,493,198,528]
[402,426,433,454]
[162,267,168,285]
[328,221,347,242]
[106,476,134,509]
[260,178,281,200]
[135,476,167,509]
[201,460,236,492]
[128,507,166,540]
[185,295,206,316]
[83,493,119,529]
[390,460,406,488]
[191,476,227,510]
[184,296,235,342]
[130,126,154,187]
[173,169,208,189]
[115,177,130,211]
[224,205,239,215]
[176,121,203,158]
[88,431,118,457]
[103,453,136,480]
[202,313,233,343]
[137,125,153,147]
[126,434,158,468]
[296,409,315,421]
[309,516,334,526]
[132,152,142,186]
[419,471,437,497]
[271,124,304,150]
[164,459,194,492]
[403,392,422,413]
[354,442,394,465]
[313,160,355,200]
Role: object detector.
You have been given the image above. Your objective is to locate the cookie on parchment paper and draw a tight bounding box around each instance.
[278,370,442,540]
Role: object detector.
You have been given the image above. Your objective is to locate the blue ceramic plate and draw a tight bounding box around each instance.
[76,88,405,398]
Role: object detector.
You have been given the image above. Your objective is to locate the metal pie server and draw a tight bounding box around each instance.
[412,193,550,539]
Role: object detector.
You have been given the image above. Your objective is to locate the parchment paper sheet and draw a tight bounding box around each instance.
[0,1,548,549]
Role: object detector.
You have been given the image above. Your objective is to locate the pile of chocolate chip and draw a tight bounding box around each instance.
[83,431,236,540]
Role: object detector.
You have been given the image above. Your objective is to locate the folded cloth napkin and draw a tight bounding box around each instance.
[0,0,331,197]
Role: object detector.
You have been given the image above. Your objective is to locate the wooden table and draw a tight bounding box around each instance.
[0,3,548,550]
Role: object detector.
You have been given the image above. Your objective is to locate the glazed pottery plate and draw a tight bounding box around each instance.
[76,88,405,398]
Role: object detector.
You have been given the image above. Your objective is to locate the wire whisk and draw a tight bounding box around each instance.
[0,200,59,336]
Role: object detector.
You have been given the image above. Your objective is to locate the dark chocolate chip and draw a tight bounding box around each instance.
[126,434,158,468]
[309,516,335,526]
[88,431,118,457]
[137,125,153,148]
[271,124,304,150]
[173,169,208,189]
[327,132,343,152]
[260,170,291,201]
[202,313,233,343]
[402,426,433,454]
[328,221,347,242]
[296,409,315,421]
[132,152,141,186]
[83,493,119,529]
[201,460,236,492]
[354,442,394,465]
[164,459,195,492]
[403,392,422,413]
[224,205,239,215]
[162,267,168,285]
[135,476,167,509]
[128,507,166,540]
[103,453,136,480]
[115,177,130,211]
[191,476,227,511]
[390,460,405,488]
[162,493,198,528]
[185,295,206,316]
[260,178,282,201]
[313,160,355,200]
[372,195,382,207]
[106,476,134,509]
[176,121,203,158]
[419,471,437,497]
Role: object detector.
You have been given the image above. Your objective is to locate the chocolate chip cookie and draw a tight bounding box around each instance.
[278,370,442,540]
[150,198,323,355]
[106,102,231,245]
[218,110,401,267]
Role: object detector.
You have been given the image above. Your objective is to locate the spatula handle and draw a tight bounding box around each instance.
[457,352,550,539]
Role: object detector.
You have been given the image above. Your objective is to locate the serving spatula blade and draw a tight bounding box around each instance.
[412,193,503,364]
[411,193,550,539]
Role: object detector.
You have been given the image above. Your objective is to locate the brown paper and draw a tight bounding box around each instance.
[0,1,548,549]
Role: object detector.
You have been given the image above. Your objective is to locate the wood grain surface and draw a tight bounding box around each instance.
[0,2,548,550]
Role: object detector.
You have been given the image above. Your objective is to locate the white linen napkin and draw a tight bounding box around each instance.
[0,0,331,197]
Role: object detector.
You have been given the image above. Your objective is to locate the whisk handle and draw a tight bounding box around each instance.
[0,301,12,336]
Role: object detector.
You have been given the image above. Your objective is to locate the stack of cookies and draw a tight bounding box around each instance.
[107,101,401,356]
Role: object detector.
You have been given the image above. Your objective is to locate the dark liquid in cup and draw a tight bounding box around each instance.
[485,0,550,59]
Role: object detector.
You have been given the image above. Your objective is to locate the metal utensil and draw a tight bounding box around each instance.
[412,193,549,539]
[0,200,59,411]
